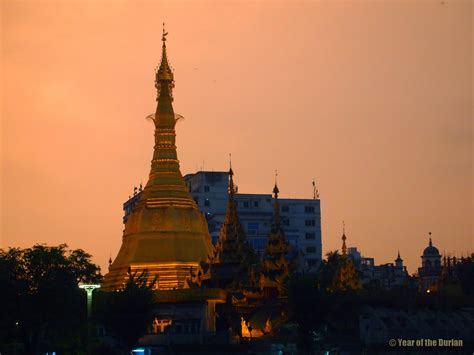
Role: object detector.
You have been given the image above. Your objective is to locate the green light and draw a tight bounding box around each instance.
[79,284,100,317]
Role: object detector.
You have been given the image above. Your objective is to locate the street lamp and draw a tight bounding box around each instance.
[79,284,101,318]
[79,284,100,354]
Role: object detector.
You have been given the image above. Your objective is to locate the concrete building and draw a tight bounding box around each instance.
[418,233,442,291]
[183,171,322,271]
[348,247,409,288]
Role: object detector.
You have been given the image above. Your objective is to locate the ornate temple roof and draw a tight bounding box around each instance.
[261,181,291,292]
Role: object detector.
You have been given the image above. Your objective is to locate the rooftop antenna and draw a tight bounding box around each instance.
[312,180,319,199]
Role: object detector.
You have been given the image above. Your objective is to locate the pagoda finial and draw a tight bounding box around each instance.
[228,154,236,196]
[273,170,279,198]
[341,221,347,256]
[155,24,174,104]
[162,22,168,44]
[429,232,432,246]
[396,250,402,262]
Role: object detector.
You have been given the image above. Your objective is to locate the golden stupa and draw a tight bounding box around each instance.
[102,28,213,291]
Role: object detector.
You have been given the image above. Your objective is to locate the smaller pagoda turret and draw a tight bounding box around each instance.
[260,182,291,298]
[330,223,361,291]
[189,163,257,291]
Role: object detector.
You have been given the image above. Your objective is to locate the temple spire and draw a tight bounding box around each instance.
[341,221,347,256]
[214,166,253,264]
[429,232,432,247]
[156,23,173,88]
[261,180,291,297]
[395,250,403,263]
[228,154,236,197]
[154,22,175,131]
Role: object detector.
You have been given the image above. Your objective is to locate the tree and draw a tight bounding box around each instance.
[96,269,156,353]
[0,244,102,353]
[455,255,474,295]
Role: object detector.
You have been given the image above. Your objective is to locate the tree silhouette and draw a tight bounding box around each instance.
[96,268,156,353]
[0,244,102,353]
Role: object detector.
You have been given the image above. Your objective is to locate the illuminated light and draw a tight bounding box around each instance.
[79,284,101,290]
[79,284,101,318]
[427,289,430,293]
[132,349,145,353]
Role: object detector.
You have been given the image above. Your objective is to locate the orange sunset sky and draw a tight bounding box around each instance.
[1,0,472,274]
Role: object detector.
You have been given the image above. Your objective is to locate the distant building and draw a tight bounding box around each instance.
[183,171,322,271]
[418,233,441,290]
[348,247,409,288]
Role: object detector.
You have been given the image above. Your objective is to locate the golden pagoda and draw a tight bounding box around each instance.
[103,27,213,291]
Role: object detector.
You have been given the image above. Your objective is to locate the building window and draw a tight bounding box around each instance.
[243,201,249,208]
[305,232,315,240]
[287,235,298,247]
[305,219,315,226]
[204,199,210,207]
[248,222,259,236]
[305,206,315,213]
[254,201,259,207]
[306,246,316,253]
[281,205,289,213]
[204,185,210,192]
[283,219,290,226]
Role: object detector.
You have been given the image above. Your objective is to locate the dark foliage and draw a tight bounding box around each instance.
[455,255,474,295]
[95,269,156,353]
[0,244,102,354]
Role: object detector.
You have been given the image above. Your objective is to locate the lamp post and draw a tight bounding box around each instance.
[79,284,101,318]
[79,284,100,354]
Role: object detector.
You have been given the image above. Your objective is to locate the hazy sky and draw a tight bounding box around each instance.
[1,0,472,274]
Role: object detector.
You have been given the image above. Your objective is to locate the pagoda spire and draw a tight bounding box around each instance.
[261,180,291,297]
[272,170,281,226]
[341,221,347,256]
[137,25,198,209]
[214,164,251,264]
[228,154,236,197]
[155,23,174,103]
